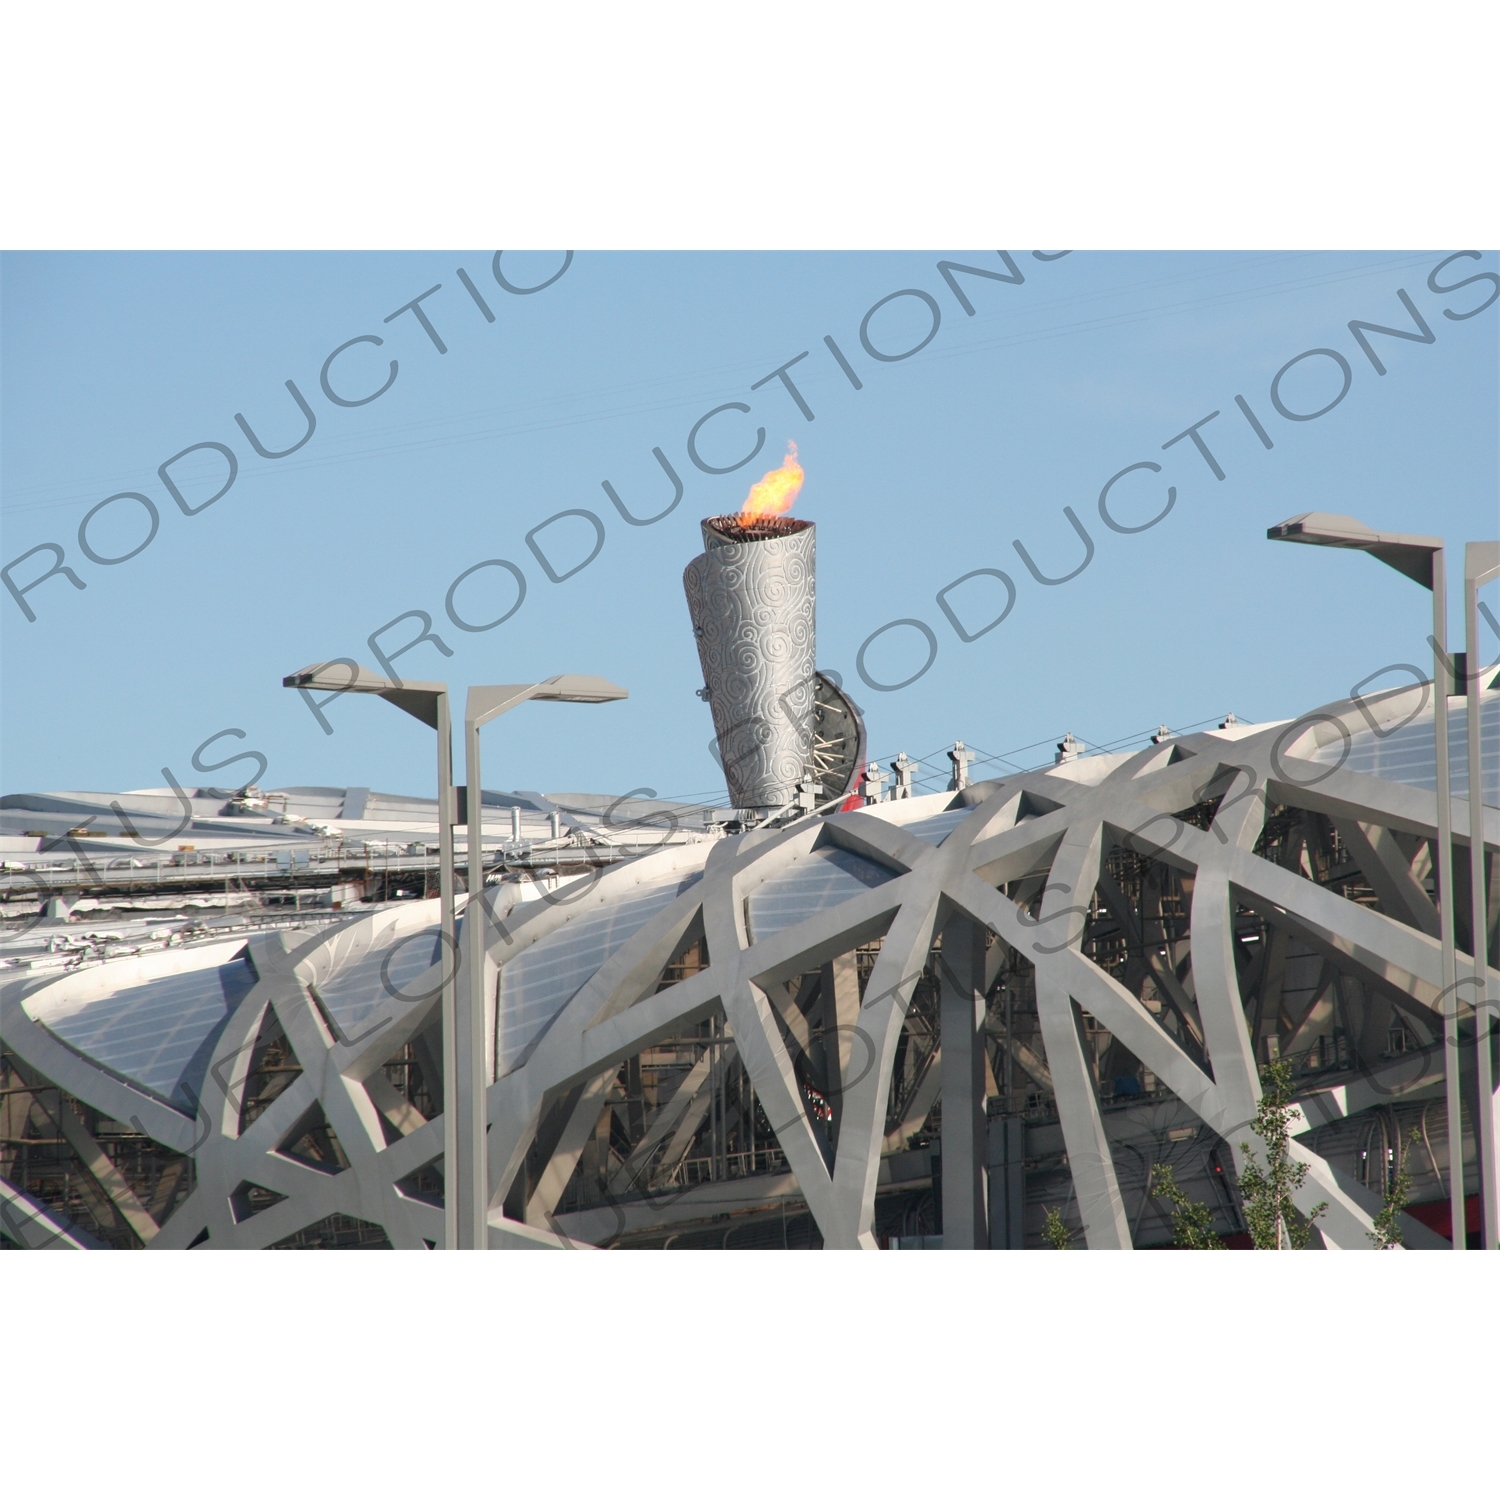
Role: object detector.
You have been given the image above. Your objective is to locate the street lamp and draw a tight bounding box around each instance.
[1268,512,1466,1248]
[284,666,627,1250]
[282,662,464,1247]
[1464,542,1500,1250]
[459,676,627,1251]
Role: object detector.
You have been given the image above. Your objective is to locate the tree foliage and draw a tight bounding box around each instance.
[1149,1162,1224,1248]
[1042,1205,1072,1249]
[1238,1060,1326,1249]
[1368,1126,1419,1250]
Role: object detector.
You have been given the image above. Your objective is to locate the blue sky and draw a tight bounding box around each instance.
[2,249,1496,802]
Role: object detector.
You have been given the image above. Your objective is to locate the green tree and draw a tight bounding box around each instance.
[1368,1126,1420,1249]
[1149,1162,1224,1248]
[1042,1205,1072,1249]
[1237,1059,1327,1249]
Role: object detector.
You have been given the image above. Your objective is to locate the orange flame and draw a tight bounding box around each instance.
[738,442,804,525]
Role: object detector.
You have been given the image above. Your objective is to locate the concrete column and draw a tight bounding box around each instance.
[940,915,988,1248]
[987,1116,1027,1247]
[822,950,861,1129]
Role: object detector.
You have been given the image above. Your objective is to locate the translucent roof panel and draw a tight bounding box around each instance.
[745,846,894,945]
[38,956,255,1111]
[496,874,700,1077]
[900,807,972,846]
[1308,697,1499,808]
[313,925,443,1034]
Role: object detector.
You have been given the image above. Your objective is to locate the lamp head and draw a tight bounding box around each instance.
[282,662,447,729]
[536,674,629,703]
[1267,511,1440,589]
[283,661,392,693]
[1466,541,1500,588]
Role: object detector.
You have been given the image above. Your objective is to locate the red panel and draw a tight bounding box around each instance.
[1404,1193,1481,1246]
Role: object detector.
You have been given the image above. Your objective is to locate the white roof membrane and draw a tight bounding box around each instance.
[1309,696,1499,806]
[312,924,445,1034]
[33,954,255,1111]
[495,873,701,1077]
[745,846,893,944]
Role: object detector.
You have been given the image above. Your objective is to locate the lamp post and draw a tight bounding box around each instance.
[1268,513,1465,1247]
[284,666,627,1250]
[1464,542,1500,1249]
[282,662,463,1246]
[459,676,627,1250]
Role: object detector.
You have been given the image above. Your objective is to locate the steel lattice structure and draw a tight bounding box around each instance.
[2,677,1495,1249]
